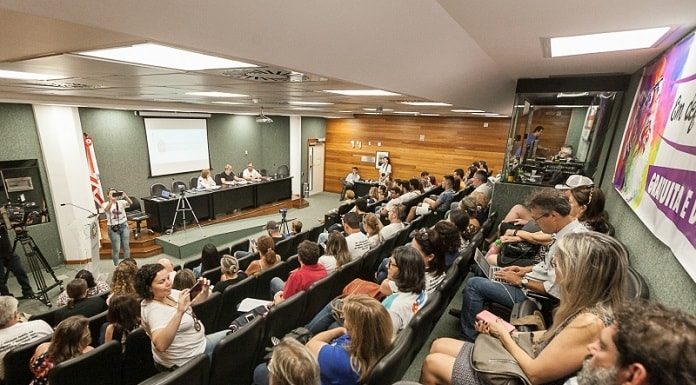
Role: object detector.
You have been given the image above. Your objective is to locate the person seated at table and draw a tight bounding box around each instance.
[341,166,361,200]
[219,164,245,185]
[29,316,93,384]
[56,269,110,307]
[243,162,264,181]
[406,176,455,222]
[197,168,217,189]
[551,144,575,162]
[54,278,108,324]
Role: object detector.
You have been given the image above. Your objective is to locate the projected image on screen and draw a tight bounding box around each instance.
[144,118,211,176]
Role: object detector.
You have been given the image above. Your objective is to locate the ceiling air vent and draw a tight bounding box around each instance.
[221,67,326,83]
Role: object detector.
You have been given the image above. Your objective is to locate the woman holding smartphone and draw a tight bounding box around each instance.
[104,188,132,266]
[135,263,227,371]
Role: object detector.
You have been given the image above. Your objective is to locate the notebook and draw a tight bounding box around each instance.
[160,190,171,199]
[474,248,505,283]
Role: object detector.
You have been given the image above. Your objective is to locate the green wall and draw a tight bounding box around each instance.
[0,104,62,266]
[600,72,696,313]
[565,107,587,160]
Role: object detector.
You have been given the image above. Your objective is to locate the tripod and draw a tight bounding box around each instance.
[168,191,203,235]
[279,215,290,235]
[11,229,63,307]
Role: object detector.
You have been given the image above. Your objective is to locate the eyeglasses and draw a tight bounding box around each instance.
[532,212,549,222]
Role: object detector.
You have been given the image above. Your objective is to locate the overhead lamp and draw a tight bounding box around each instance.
[288,101,333,106]
[323,89,401,96]
[256,107,273,123]
[76,43,258,70]
[451,109,485,113]
[549,26,671,57]
[0,69,67,81]
[400,101,452,106]
[186,91,248,98]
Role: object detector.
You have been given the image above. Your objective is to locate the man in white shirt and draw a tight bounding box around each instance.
[342,212,370,259]
[341,167,361,200]
[380,205,405,240]
[0,296,53,381]
[242,162,263,181]
[471,170,492,201]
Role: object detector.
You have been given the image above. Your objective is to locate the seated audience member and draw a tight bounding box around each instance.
[445,209,471,267]
[470,170,492,200]
[197,168,217,189]
[458,193,488,234]
[365,186,379,205]
[272,241,327,304]
[343,212,370,259]
[452,168,465,191]
[420,171,432,189]
[219,163,245,185]
[54,278,108,324]
[459,190,587,341]
[406,176,456,222]
[29,316,93,384]
[428,175,438,190]
[121,257,138,268]
[172,268,196,290]
[290,219,303,236]
[243,235,281,276]
[0,296,53,381]
[410,177,425,194]
[104,294,141,345]
[265,220,288,243]
[344,189,356,203]
[571,300,696,385]
[193,243,220,277]
[422,231,628,385]
[318,231,352,274]
[136,264,227,370]
[261,338,320,385]
[382,179,420,214]
[158,258,177,283]
[56,269,110,307]
[307,246,427,335]
[243,162,264,181]
[107,261,139,304]
[556,179,609,233]
[213,255,247,293]
[363,213,383,249]
[380,205,405,241]
[382,186,402,212]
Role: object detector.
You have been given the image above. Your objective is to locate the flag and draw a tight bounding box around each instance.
[83,133,105,210]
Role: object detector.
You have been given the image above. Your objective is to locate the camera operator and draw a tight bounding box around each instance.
[0,207,35,299]
[104,189,132,266]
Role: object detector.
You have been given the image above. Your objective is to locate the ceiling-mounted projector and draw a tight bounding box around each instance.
[256,108,273,123]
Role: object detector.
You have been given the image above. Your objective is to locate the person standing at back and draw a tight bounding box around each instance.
[104,188,132,266]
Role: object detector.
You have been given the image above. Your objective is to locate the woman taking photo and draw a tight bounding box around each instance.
[29,316,93,385]
[104,188,132,266]
[135,263,227,370]
[378,156,392,185]
[420,232,628,385]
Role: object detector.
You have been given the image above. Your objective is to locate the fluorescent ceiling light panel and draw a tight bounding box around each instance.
[549,27,670,57]
[76,43,258,70]
[401,101,452,106]
[339,110,353,113]
[186,91,248,98]
[363,108,394,112]
[557,92,590,98]
[212,101,247,105]
[288,101,333,106]
[393,111,419,115]
[0,69,67,81]
[323,89,401,96]
[451,109,485,113]
[420,113,440,116]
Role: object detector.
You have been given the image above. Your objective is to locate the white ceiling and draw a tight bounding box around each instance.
[0,0,694,117]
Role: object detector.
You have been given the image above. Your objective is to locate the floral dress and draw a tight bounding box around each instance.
[29,352,55,385]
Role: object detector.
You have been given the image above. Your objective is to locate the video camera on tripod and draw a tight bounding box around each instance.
[2,199,48,234]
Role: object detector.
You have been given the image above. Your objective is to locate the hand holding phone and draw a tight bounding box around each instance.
[476,310,516,334]
[189,280,204,300]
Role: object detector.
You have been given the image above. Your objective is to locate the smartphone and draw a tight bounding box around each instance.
[189,280,204,300]
[113,191,124,198]
[476,310,516,334]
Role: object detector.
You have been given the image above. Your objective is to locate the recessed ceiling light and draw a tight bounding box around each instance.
[0,69,67,81]
[76,43,258,70]
[363,108,394,112]
[420,113,440,117]
[288,101,333,106]
[186,91,248,98]
[451,109,485,113]
[212,101,247,105]
[549,27,670,57]
[393,111,419,115]
[323,89,401,96]
[401,101,452,106]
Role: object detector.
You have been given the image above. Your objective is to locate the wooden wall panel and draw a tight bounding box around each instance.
[324,115,509,193]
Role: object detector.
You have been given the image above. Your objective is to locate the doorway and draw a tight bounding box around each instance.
[308,141,325,195]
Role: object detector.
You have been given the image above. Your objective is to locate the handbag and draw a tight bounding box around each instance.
[498,242,539,267]
[342,278,384,300]
[471,334,533,385]
[227,304,269,333]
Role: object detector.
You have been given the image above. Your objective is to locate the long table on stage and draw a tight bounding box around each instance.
[142,177,292,232]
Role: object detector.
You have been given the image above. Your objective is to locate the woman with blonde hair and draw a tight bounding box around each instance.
[363,213,383,249]
[318,231,352,274]
[29,316,93,384]
[267,338,320,385]
[245,235,281,275]
[420,232,628,385]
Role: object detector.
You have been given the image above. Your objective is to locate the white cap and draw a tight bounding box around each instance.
[555,174,593,190]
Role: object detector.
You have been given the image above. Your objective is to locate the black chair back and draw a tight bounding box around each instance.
[378,236,399,267]
[122,328,158,385]
[337,202,355,216]
[263,291,307,347]
[306,224,325,242]
[137,354,209,385]
[150,183,168,197]
[29,308,59,327]
[125,197,142,212]
[3,334,51,385]
[48,340,122,385]
[189,177,198,189]
[282,255,301,278]
[274,238,293,261]
[217,276,258,330]
[182,258,201,271]
[254,262,287,300]
[208,317,264,385]
[359,247,381,281]
[191,291,222,333]
[229,239,251,255]
[171,181,187,193]
[336,256,363,290]
[237,253,258,272]
[626,266,650,299]
[214,173,223,185]
[87,310,108,347]
[480,211,498,239]
[276,164,289,178]
[394,225,411,247]
[293,230,310,246]
[302,274,340,324]
[437,265,460,306]
[202,267,222,285]
[364,327,415,385]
